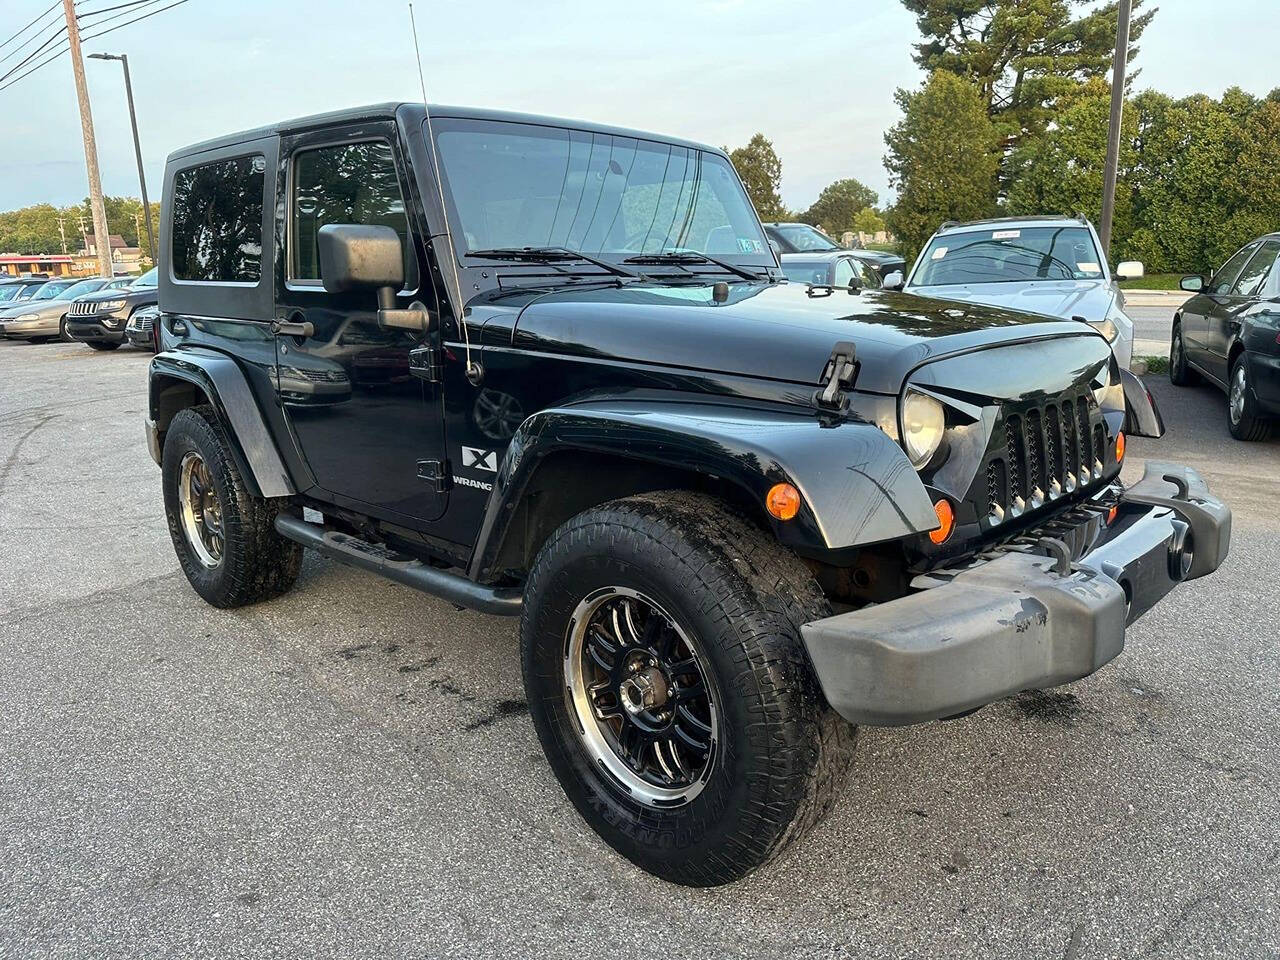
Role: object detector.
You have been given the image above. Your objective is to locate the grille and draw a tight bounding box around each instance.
[132,316,153,334]
[981,389,1107,526]
[69,300,103,316]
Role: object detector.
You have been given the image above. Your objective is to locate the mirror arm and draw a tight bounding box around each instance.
[378,296,431,332]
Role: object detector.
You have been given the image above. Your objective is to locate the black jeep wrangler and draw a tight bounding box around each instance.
[147,103,1230,886]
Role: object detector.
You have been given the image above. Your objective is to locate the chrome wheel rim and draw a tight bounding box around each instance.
[564,587,718,807]
[178,451,223,568]
[1171,331,1182,371]
[1230,364,1246,425]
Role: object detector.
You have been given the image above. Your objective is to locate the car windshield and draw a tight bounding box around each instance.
[913,225,1104,285]
[771,224,841,252]
[781,261,830,284]
[60,278,108,299]
[0,284,24,302]
[130,267,158,288]
[433,119,773,272]
[33,279,77,300]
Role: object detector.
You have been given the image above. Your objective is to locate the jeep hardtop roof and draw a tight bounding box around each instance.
[167,102,723,163]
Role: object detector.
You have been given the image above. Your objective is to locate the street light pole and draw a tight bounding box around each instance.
[88,52,156,265]
[1099,0,1132,262]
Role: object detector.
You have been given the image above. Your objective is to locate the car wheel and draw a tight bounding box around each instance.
[59,317,72,342]
[162,405,303,607]
[521,491,855,886]
[1169,322,1197,386]
[86,341,120,351]
[1227,353,1273,442]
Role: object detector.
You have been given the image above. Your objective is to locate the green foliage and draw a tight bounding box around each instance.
[903,0,1154,148]
[0,197,158,256]
[799,178,878,234]
[853,206,887,236]
[727,134,787,222]
[884,71,1000,264]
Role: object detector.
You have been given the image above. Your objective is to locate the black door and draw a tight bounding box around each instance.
[1189,241,1257,382]
[274,123,447,523]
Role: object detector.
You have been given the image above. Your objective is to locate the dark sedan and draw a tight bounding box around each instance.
[762,222,905,279]
[780,251,881,289]
[1172,233,1280,440]
[65,267,158,351]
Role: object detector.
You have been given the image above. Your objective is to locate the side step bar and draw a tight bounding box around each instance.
[273,512,522,616]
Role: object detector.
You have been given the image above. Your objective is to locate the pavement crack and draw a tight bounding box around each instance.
[0,413,57,510]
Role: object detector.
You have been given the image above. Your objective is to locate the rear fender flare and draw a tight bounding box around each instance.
[149,350,294,498]
[467,399,939,581]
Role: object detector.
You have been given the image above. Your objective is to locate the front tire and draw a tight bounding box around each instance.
[521,492,855,886]
[1228,352,1273,442]
[162,405,302,607]
[1169,322,1197,386]
[87,340,120,351]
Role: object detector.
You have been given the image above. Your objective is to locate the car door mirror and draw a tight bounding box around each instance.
[882,271,904,291]
[1115,260,1144,281]
[1180,275,1205,293]
[317,224,404,302]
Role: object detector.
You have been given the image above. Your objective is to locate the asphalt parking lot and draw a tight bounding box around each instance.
[2,339,1278,960]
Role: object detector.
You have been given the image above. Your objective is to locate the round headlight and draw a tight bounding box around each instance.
[901,391,945,468]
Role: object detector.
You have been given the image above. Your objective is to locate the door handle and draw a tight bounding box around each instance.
[271,318,314,337]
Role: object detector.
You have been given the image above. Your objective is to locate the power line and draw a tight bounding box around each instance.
[77,0,166,31]
[0,9,64,67]
[0,21,67,81]
[75,0,159,19]
[0,1,60,54]
[82,0,191,42]
[0,38,70,93]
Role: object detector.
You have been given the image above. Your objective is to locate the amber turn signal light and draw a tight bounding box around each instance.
[766,483,801,521]
[929,498,955,544]
[1107,504,1119,525]
[1115,431,1126,462]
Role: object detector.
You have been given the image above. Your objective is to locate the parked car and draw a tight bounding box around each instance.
[147,102,1228,887]
[763,222,906,279]
[1172,233,1280,440]
[0,276,51,307]
[0,277,81,337]
[125,302,163,352]
[65,267,159,350]
[780,250,881,289]
[900,216,1143,371]
[0,276,128,343]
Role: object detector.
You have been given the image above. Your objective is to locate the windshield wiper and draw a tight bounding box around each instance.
[466,246,647,280]
[622,251,766,282]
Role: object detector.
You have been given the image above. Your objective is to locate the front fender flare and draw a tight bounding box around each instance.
[468,399,939,580]
[149,349,295,498]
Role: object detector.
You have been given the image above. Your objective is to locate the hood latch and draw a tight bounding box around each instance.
[815,341,859,410]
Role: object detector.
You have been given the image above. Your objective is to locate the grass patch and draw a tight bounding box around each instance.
[1137,355,1170,374]
[1119,273,1189,291]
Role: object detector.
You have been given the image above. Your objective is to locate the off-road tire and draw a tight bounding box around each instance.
[1228,352,1273,442]
[87,341,120,351]
[162,405,302,607]
[1169,322,1197,386]
[521,492,856,886]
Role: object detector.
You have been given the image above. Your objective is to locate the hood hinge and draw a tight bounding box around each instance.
[815,341,859,410]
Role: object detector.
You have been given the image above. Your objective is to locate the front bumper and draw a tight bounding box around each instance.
[802,462,1230,726]
[0,316,58,338]
[66,315,127,343]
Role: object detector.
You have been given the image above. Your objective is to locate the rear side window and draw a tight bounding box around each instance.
[290,140,416,285]
[1234,240,1280,297]
[1208,242,1257,296]
[170,154,265,283]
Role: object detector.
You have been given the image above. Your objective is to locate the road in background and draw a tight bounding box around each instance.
[1,341,1277,960]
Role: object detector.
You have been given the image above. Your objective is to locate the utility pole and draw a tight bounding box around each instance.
[89,52,155,263]
[1099,0,1132,262]
[62,0,114,279]
[56,216,68,255]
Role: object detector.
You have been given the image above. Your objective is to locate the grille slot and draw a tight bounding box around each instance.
[1093,424,1106,475]
[1025,408,1045,500]
[1006,414,1025,501]
[1045,405,1062,493]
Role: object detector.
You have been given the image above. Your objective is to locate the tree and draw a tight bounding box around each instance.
[884,71,1000,263]
[902,0,1155,150]
[727,134,787,221]
[853,207,886,237]
[800,178,878,234]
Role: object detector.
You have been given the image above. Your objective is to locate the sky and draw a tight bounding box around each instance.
[1,0,1278,216]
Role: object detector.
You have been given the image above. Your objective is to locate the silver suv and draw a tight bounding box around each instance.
[897,215,1143,370]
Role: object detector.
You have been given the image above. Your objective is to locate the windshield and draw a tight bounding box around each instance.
[770,224,841,253]
[433,119,772,270]
[33,279,76,300]
[0,284,24,303]
[913,225,1104,286]
[60,278,108,299]
[131,267,158,288]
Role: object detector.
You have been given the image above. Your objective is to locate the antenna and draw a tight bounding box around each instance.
[408,2,478,382]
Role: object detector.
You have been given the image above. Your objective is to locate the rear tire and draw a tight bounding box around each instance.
[1169,322,1197,386]
[87,341,120,351]
[1228,352,1273,442]
[162,405,302,607]
[521,492,855,886]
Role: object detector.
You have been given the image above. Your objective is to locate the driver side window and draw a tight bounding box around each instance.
[1209,243,1258,295]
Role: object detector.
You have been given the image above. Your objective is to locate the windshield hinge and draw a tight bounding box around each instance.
[815,341,859,410]
[416,459,452,493]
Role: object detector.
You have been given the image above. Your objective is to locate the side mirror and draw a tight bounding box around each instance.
[882,271,905,291]
[317,224,426,332]
[1115,260,1144,281]
[1180,275,1205,293]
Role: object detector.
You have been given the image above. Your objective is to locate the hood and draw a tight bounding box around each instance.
[504,281,1105,394]
[907,279,1116,323]
[0,297,73,320]
[77,285,155,304]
